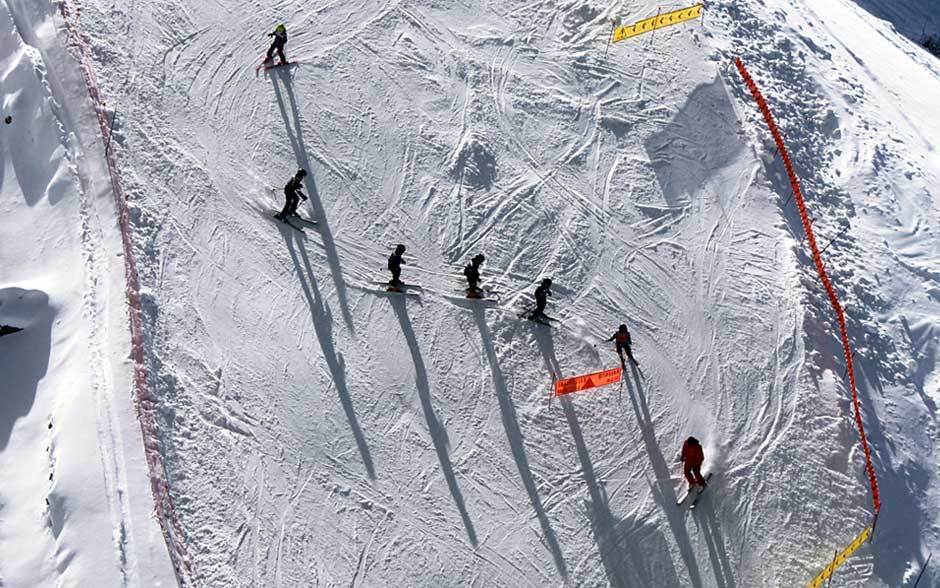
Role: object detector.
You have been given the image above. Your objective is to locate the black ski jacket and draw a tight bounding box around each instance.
[535,284,552,305]
[269,30,287,47]
[285,176,305,197]
[464,264,480,284]
[388,253,405,272]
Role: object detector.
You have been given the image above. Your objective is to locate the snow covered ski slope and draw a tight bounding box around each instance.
[9,0,937,585]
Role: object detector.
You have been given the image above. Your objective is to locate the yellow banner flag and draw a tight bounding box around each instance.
[612,4,703,43]
[806,527,872,588]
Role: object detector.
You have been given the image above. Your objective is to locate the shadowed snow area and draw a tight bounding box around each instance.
[51,0,940,586]
[849,0,938,43]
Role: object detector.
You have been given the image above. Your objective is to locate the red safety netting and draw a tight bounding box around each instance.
[734,58,880,516]
[58,2,194,583]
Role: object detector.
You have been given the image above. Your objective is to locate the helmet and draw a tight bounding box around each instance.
[395,244,406,254]
[297,168,307,177]
[275,24,286,34]
[473,254,485,265]
[541,278,552,287]
[619,324,627,331]
[687,436,699,445]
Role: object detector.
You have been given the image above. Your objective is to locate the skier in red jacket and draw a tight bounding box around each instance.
[681,436,707,488]
[605,323,638,367]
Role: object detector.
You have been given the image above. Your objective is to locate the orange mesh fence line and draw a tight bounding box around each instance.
[734,58,880,515]
[555,367,623,396]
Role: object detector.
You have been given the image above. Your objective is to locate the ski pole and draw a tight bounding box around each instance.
[912,553,932,588]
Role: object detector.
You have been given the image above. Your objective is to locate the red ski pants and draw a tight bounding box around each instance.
[684,463,707,486]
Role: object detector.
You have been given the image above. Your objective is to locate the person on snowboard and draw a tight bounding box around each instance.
[605,323,638,367]
[530,278,552,319]
[463,254,485,297]
[680,436,708,489]
[388,244,407,288]
[275,168,307,221]
[266,24,289,65]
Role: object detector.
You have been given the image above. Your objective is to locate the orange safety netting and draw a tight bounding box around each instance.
[734,58,880,515]
[555,367,623,396]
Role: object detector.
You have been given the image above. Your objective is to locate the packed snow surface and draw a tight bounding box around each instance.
[3,0,939,586]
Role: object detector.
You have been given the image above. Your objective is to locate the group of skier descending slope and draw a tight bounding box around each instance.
[262,24,710,506]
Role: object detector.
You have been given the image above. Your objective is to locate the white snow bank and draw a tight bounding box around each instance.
[0,1,174,586]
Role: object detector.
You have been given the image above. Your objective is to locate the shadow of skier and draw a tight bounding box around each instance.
[472,307,567,578]
[530,323,672,586]
[695,503,737,588]
[562,396,677,588]
[390,296,478,547]
[622,364,705,588]
[270,70,354,332]
[280,226,375,479]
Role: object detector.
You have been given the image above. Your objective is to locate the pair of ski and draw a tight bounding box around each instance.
[274,213,317,231]
[676,473,713,510]
[363,281,423,298]
[518,309,561,327]
[443,288,500,305]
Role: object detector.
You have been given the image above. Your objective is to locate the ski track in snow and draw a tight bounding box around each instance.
[58,0,940,586]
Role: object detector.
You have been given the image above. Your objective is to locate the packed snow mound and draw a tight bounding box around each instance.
[23,0,940,586]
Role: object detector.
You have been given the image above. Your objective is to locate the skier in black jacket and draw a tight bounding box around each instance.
[388,244,406,287]
[463,254,485,297]
[275,169,307,221]
[531,278,552,318]
[266,24,288,65]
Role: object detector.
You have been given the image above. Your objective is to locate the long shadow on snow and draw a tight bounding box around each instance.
[279,225,376,479]
[472,308,567,578]
[622,363,705,588]
[561,394,680,588]
[390,296,478,546]
[531,324,678,587]
[693,501,737,588]
[271,69,354,332]
[0,287,52,449]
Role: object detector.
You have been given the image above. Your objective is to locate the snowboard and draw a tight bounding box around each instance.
[256,60,299,75]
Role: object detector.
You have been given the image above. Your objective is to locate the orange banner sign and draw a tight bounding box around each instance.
[555,367,623,396]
